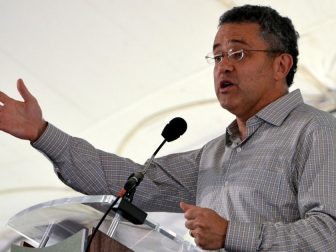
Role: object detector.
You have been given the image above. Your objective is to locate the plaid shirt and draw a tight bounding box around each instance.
[34,89,336,251]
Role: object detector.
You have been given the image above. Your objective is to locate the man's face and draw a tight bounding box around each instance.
[213,22,287,121]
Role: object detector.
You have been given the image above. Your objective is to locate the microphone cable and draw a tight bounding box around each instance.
[84,196,120,252]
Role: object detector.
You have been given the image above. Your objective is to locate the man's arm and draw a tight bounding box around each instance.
[32,122,201,212]
[180,121,336,251]
[226,123,336,251]
[1,79,200,212]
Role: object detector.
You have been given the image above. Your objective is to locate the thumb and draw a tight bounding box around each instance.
[17,79,34,102]
[180,201,194,212]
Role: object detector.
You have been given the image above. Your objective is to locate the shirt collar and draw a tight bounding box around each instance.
[225,89,304,142]
[255,89,304,126]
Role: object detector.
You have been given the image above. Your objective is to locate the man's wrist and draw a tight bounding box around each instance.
[31,120,48,142]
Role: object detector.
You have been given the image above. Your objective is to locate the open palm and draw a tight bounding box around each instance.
[0,79,46,141]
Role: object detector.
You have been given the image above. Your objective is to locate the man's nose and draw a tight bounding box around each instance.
[215,58,234,73]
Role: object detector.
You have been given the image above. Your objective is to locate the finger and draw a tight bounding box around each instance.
[191,229,201,244]
[188,228,205,248]
[180,201,194,212]
[0,90,11,104]
[17,79,34,102]
[185,219,198,230]
[181,202,201,220]
[194,235,203,249]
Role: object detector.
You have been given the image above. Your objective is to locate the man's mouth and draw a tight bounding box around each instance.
[220,80,234,90]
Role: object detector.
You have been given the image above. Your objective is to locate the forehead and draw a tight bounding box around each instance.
[213,23,266,50]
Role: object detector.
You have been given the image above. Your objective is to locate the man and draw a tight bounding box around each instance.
[1,5,336,251]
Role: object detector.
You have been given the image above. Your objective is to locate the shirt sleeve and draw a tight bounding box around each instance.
[31,123,135,195]
[225,123,336,251]
[32,123,200,212]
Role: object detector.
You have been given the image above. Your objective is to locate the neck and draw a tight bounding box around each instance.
[236,118,248,140]
[235,87,289,139]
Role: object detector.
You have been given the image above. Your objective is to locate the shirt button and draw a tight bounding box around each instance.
[237,147,242,152]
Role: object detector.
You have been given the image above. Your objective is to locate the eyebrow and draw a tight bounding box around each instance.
[213,39,250,51]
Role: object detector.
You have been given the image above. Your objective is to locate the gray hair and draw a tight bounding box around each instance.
[219,5,299,87]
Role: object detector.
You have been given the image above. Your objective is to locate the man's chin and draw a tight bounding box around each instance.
[218,100,237,113]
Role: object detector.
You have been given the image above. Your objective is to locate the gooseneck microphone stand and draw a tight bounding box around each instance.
[85,117,187,252]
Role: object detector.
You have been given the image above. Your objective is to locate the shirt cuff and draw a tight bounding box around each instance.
[31,123,72,160]
[225,221,262,252]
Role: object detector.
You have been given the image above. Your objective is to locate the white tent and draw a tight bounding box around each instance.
[0,0,335,250]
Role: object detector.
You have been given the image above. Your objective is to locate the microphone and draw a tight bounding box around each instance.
[161,117,188,142]
[120,117,187,197]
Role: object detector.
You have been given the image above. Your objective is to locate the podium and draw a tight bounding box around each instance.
[7,195,202,252]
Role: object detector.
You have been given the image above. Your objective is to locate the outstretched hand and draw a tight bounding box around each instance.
[180,202,228,250]
[0,79,47,141]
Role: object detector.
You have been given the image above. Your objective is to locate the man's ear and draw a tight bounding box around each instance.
[273,53,293,81]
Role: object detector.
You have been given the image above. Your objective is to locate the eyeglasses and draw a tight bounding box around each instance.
[205,48,282,64]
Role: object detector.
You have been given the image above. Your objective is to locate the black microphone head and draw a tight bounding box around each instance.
[161,117,187,142]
